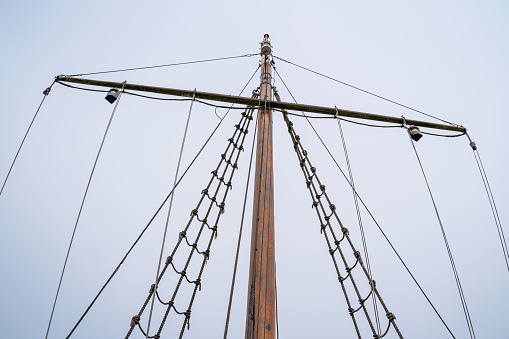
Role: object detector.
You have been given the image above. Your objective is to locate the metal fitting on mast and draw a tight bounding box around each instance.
[260,34,272,56]
[260,34,273,66]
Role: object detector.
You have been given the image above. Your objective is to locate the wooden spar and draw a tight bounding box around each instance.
[55,76,466,133]
[245,35,275,339]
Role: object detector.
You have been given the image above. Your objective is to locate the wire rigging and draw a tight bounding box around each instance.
[65,95,227,339]
[223,100,259,339]
[275,80,385,337]
[125,98,257,339]
[65,65,261,338]
[407,130,476,339]
[467,137,509,273]
[273,66,457,338]
[282,109,403,338]
[145,90,196,339]
[46,81,126,339]
[273,55,463,127]
[64,53,259,77]
[0,81,55,196]
[336,114,382,336]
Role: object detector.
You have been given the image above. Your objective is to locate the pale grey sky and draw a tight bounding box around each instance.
[1,1,508,338]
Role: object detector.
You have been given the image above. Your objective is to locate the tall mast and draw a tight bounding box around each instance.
[245,34,275,339]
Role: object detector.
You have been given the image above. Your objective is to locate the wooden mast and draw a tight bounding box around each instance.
[245,34,275,339]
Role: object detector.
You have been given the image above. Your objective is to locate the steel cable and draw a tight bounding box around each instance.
[466,135,509,273]
[273,55,463,127]
[407,132,476,339]
[64,53,259,77]
[65,94,229,339]
[336,116,382,336]
[145,90,196,339]
[274,66,457,338]
[1,80,55,196]
[65,65,260,338]
[223,101,259,339]
[471,147,509,272]
[47,81,126,339]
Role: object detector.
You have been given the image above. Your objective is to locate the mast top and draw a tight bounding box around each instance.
[261,34,272,56]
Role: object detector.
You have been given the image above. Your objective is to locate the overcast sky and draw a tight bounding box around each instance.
[1,1,508,338]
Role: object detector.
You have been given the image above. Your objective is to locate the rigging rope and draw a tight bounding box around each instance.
[65,66,260,338]
[46,81,126,339]
[64,53,259,77]
[273,55,463,127]
[273,66,457,338]
[65,94,228,339]
[125,100,257,339]
[282,110,403,338]
[335,111,382,336]
[1,80,55,196]
[467,136,509,273]
[145,90,196,339]
[223,95,259,338]
[406,127,476,339]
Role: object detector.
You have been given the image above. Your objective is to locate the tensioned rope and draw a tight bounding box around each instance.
[45,81,126,339]
[273,55,462,127]
[467,136,509,273]
[0,81,55,196]
[125,96,257,339]
[273,70,393,337]
[275,83,382,336]
[335,112,382,336]
[406,127,476,339]
[223,92,259,338]
[65,65,260,338]
[273,66,457,337]
[145,90,196,339]
[63,53,259,77]
[283,109,403,338]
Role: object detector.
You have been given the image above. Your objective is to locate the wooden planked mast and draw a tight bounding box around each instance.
[245,34,276,339]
